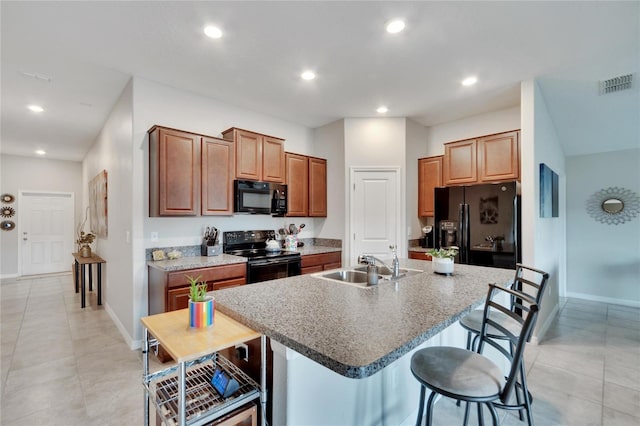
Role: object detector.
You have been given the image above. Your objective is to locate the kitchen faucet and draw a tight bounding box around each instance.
[358,245,401,279]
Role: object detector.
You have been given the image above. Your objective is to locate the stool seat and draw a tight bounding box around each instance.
[459,309,520,341]
[411,346,504,400]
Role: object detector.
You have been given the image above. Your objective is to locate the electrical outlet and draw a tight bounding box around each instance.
[235,343,249,362]
[151,232,158,242]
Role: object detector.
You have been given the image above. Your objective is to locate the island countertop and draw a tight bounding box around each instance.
[212,260,515,378]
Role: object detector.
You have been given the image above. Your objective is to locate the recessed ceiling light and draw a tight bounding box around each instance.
[386,20,406,34]
[204,25,223,39]
[35,150,46,156]
[27,105,44,113]
[462,76,478,86]
[376,106,389,114]
[301,70,316,81]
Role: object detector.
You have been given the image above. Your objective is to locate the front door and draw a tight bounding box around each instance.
[20,192,74,275]
[350,168,402,266]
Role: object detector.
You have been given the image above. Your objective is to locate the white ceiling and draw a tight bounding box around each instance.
[1,1,638,161]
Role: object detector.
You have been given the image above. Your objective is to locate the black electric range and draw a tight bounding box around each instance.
[223,230,301,283]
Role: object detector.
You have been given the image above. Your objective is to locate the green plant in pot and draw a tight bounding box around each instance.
[426,246,458,275]
[186,275,215,328]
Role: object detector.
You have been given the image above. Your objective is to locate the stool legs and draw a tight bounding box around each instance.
[415,387,438,426]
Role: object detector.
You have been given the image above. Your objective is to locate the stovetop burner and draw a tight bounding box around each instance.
[223,230,300,261]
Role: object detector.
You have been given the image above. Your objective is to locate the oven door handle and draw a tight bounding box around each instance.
[249,257,299,267]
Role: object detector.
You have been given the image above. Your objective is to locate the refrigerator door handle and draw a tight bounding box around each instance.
[459,203,470,263]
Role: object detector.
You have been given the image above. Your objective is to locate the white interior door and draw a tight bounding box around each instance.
[20,192,74,276]
[350,169,401,265]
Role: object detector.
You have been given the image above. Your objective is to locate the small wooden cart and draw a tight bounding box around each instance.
[141,309,266,426]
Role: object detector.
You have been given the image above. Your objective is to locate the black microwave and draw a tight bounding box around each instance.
[234,180,287,216]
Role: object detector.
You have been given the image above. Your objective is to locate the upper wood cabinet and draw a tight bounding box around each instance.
[418,156,443,217]
[149,126,201,216]
[285,153,309,216]
[149,126,234,217]
[443,138,477,185]
[285,153,327,217]
[222,127,285,183]
[443,130,520,186]
[477,131,520,182]
[308,157,327,217]
[201,136,235,215]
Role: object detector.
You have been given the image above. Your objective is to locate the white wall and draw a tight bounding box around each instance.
[0,154,82,278]
[129,77,316,344]
[521,80,566,342]
[566,148,640,306]
[425,106,521,156]
[406,119,430,239]
[82,79,135,346]
[313,119,345,241]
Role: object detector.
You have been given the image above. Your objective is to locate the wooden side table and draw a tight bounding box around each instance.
[72,253,106,308]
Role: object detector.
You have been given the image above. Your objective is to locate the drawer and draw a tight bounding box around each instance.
[301,252,341,268]
[408,251,432,261]
[167,263,247,288]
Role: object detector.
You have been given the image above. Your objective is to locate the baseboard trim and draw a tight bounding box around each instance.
[0,273,19,280]
[104,303,141,350]
[566,292,640,308]
[530,303,560,345]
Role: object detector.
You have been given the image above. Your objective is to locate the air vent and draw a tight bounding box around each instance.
[600,74,633,95]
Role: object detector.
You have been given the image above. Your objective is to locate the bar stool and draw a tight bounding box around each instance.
[458,264,549,425]
[410,284,539,426]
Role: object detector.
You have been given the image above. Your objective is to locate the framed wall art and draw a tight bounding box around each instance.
[89,169,108,238]
[540,163,559,218]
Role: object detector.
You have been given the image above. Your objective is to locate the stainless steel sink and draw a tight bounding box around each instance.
[316,266,423,287]
[321,270,373,284]
[351,266,423,279]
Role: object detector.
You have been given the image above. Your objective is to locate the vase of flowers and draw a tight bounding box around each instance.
[186,275,215,328]
[77,231,96,258]
[426,247,459,275]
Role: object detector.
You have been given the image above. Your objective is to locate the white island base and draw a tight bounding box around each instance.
[271,321,509,426]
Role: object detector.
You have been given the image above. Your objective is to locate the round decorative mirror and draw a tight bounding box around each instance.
[586,187,640,225]
[601,198,624,214]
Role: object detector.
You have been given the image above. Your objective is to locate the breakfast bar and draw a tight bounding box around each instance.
[212,260,516,424]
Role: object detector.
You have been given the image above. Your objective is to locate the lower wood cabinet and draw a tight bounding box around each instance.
[408,251,432,261]
[301,251,342,275]
[148,262,247,361]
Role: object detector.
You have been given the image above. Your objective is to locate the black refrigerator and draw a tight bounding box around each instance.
[434,181,521,269]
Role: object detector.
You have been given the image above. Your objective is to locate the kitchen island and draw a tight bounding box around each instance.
[213,260,515,425]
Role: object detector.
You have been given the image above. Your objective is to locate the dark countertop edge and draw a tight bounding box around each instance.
[216,291,486,379]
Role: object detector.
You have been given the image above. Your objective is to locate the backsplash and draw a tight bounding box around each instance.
[145,238,342,261]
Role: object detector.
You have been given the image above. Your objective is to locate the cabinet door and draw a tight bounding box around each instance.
[234,129,262,181]
[285,153,309,216]
[149,127,201,216]
[202,137,235,215]
[478,131,520,182]
[262,137,285,183]
[418,156,443,217]
[167,287,191,311]
[408,251,432,261]
[443,139,477,185]
[308,157,327,217]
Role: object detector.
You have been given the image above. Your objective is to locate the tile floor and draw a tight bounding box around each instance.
[1,273,639,425]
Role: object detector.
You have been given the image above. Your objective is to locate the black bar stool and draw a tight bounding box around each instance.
[458,264,549,424]
[410,284,540,426]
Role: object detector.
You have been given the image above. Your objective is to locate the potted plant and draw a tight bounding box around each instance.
[426,247,459,275]
[186,275,215,328]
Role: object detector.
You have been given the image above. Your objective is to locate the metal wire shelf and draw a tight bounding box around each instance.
[148,354,260,426]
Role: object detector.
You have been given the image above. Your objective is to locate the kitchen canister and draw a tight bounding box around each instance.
[284,235,298,251]
[189,296,215,328]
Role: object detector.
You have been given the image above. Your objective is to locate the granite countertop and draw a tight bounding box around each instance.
[212,260,515,378]
[296,245,342,255]
[408,247,432,253]
[147,254,247,272]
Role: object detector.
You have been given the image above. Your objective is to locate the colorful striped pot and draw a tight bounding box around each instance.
[189,296,215,328]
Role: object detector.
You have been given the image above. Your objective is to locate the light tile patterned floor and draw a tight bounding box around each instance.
[1,274,639,425]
